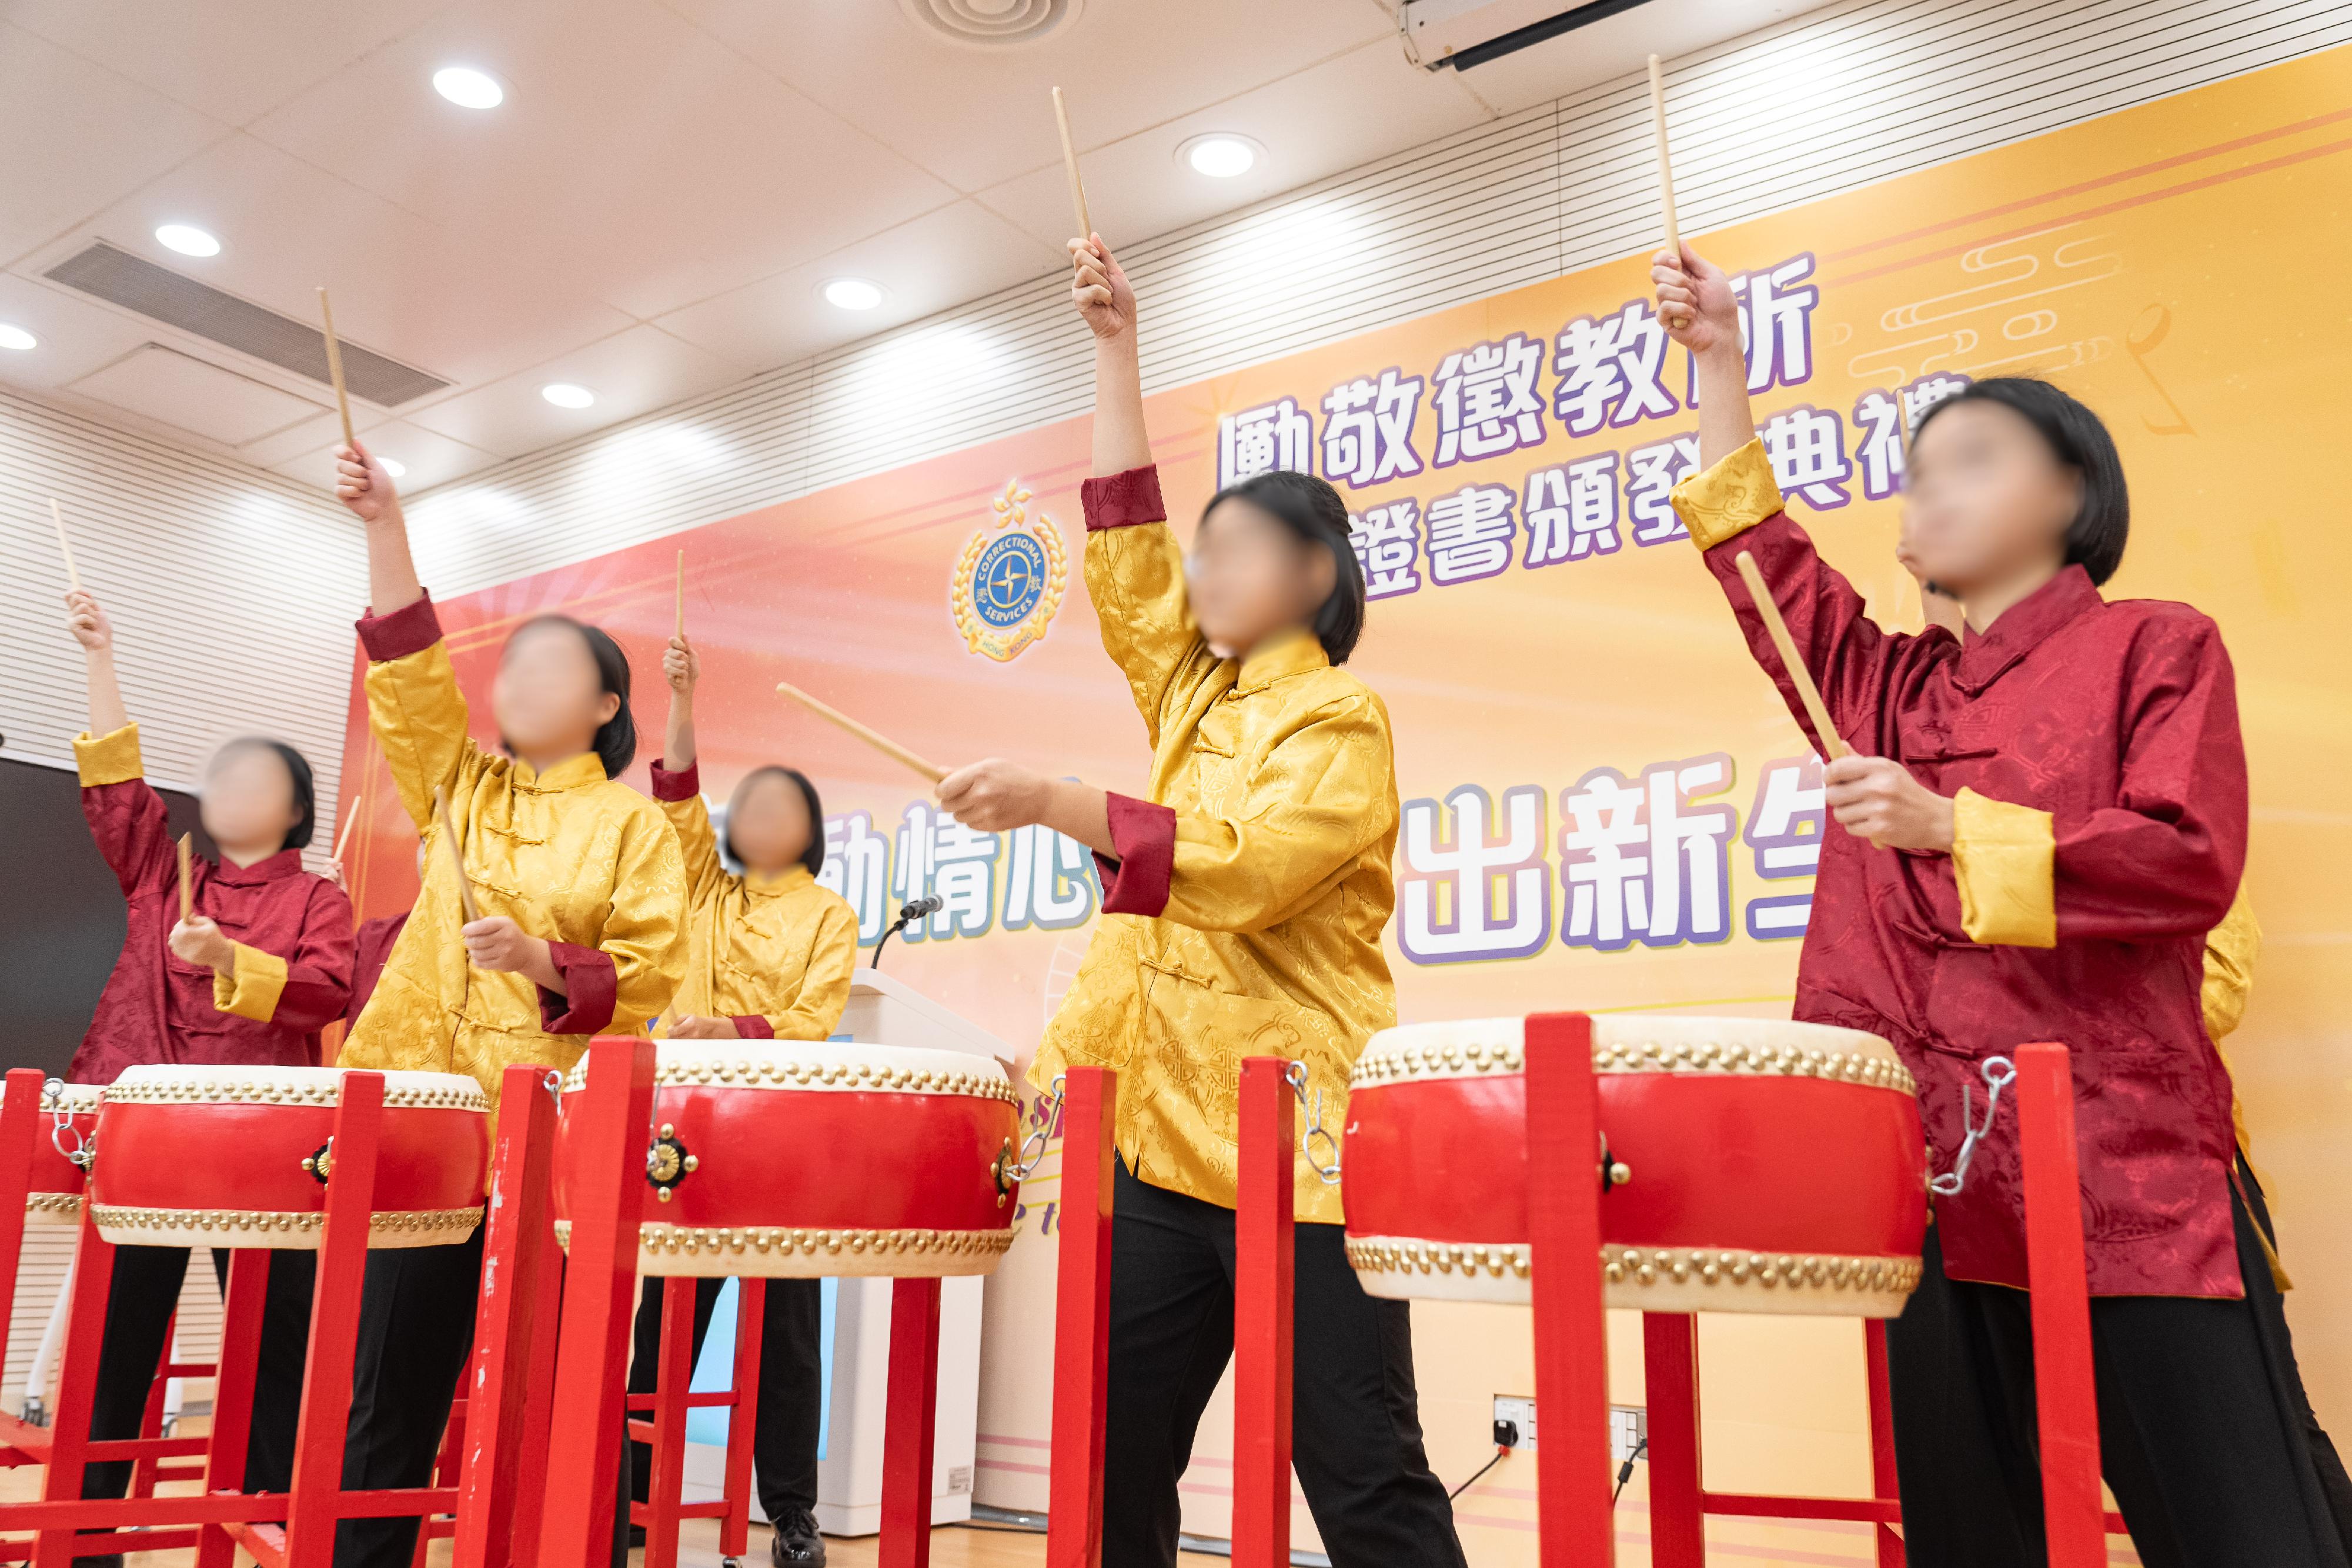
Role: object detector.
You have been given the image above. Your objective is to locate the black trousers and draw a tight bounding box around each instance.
[332,1232,483,1568]
[81,1245,315,1500]
[610,1276,824,1564]
[1885,1164,2352,1568]
[1104,1161,1465,1568]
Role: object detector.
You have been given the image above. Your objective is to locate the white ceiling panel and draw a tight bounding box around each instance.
[654,199,1065,369]
[70,343,329,447]
[267,416,501,494]
[0,276,159,391]
[402,322,747,458]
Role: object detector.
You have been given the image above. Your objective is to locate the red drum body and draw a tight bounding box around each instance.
[1342,1015,1930,1316]
[88,1066,491,1250]
[554,1042,1024,1279]
[3,1081,102,1225]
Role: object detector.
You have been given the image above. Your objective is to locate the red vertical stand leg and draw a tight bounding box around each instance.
[1525,1012,1615,1568]
[534,1037,657,1568]
[643,1276,699,1568]
[282,1071,387,1564]
[720,1278,769,1561]
[31,1215,117,1567]
[1045,1066,1116,1568]
[1641,1313,1704,1568]
[192,1250,271,1568]
[0,1070,46,1350]
[878,1277,942,1568]
[1233,1059,1294,1568]
[2015,1042,2103,1568]
[1863,1319,1906,1567]
[455,1063,562,1568]
[507,1182,567,1568]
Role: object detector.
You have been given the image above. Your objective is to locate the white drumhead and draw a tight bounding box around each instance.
[1,1080,103,1114]
[103,1064,487,1111]
[564,1039,1017,1101]
[1352,1012,1908,1094]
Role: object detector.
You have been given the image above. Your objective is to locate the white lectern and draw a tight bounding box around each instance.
[682,969,1014,1537]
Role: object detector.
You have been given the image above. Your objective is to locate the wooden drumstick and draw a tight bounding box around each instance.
[776,683,947,785]
[317,287,356,451]
[1648,54,1686,327]
[674,549,685,640]
[1053,86,1092,240]
[50,499,82,591]
[330,797,363,868]
[1734,550,1852,760]
[433,785,481,924]
[177,833,194,925]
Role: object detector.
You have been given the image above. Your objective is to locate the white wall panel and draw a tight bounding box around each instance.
[395,0,2350,599]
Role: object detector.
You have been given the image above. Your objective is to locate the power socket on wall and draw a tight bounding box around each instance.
[1489,1396,1648,1462]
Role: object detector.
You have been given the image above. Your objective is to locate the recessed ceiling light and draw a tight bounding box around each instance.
[433,66,504,109]
[379,456,409,478]
[822,278,886,311]
[540,382,596,409]
[155,224,221,258]
[1182,134,1260,179]
[0,323,35,352]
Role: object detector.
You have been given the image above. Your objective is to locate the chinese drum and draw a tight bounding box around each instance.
[1342,1015,1929,1316]
[4,1079,102,1225]
[88,1066,490,1249]
[554,1041,1023,1279]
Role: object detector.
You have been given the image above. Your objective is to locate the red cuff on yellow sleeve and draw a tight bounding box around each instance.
[731,1015,776,1039]
[357,593,442,662]
[1080,466,1166,533]
[649,761,700,802]
[539,941,619,1034]
[1095,793,1175,917]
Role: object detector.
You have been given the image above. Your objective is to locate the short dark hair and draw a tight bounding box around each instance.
[506,616,637,780]
[215,738,316,852]
[1913,377,2130,586]
[1200,469,1368,664]
[723,766,827,878]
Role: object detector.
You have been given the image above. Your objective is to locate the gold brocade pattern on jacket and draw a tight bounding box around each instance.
[1034,510,1399,1225]
[342,637,688,1109]
[656,788,860,1041]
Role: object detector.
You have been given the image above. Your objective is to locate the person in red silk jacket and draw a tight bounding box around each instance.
[63,589,350,1553]
[1651,245,2343,1568]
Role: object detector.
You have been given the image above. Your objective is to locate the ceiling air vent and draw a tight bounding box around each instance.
[898,0,1083,48]
[44,242,450,407]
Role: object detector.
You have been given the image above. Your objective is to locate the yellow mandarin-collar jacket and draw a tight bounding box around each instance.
[1032,465,1399,1225]
[648,761,859,1041]
[342,594,688,1109]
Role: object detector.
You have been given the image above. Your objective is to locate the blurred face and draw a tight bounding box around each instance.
[728,772,812,876]
[495,621,619,767]
[1902,400,2079,600]
[202,744,299,855]
[1186,498,1335,660]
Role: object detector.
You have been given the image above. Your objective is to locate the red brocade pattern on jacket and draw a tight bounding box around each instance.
[1708,510,2248,1299]
[72,778,355,1086]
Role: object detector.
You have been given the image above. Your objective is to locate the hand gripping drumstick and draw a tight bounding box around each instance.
[776,683,947,785]
[1053,86,1092,241]
[433,786,482,924]
[318,287,356,451]
[1733,551,1852,761]
[1648,54,1686,329]
[51,499,82,591]
[177,834,195,925]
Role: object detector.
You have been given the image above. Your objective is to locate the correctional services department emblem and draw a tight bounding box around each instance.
[952,479,1067,663]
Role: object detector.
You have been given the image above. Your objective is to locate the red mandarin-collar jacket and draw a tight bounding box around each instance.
[344,911,410,1028]
[70,726,355,1084]
[1675,442,2248,1298]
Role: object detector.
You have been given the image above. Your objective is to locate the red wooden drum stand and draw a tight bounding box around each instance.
[624,1276,768,1568]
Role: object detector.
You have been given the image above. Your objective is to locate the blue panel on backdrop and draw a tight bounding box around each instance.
[683,1278,837,1462]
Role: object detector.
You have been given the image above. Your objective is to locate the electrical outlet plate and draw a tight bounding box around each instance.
[1492,1394,1536,1450]
[1610,1405,1648,1463]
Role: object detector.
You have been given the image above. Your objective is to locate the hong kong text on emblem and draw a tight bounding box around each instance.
[952,479,1068,663]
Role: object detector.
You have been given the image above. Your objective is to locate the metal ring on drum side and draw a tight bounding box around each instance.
[0,1079,103,1225]
[553,1041,1025,1279]
[1339,1015,1930,1316]
[88,1065,491,1251]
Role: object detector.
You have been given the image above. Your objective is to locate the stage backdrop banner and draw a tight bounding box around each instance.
[339,45,2351,1563]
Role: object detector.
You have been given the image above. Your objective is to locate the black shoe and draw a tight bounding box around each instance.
[770,1507,826,1566]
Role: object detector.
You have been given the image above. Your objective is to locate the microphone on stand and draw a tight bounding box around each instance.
[870,895,942,970]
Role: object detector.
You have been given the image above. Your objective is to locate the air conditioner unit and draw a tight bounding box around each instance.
[1401,0,1657,71]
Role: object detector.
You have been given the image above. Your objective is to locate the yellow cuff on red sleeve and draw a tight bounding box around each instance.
[1671,437,1785,550]
[1952,788,2056,948]
[213,942,289,1023]
[74,723,143,787]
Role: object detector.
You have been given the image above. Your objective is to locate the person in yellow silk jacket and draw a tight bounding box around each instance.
[616,630,854,1567]
[332,438,687,1568]
[932,236,1464,1568]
